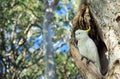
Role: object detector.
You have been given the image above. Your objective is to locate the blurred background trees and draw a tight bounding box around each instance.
[0,0,80,79]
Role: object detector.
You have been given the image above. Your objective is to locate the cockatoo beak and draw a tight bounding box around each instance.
[84,26,91,33]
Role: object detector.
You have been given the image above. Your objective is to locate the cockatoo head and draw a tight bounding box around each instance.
[75,27,91,40]
[75,30,89,40]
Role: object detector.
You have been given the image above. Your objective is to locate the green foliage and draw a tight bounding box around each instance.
[0,0,44,78]
[0,0,79,78]
[55,53,77,79]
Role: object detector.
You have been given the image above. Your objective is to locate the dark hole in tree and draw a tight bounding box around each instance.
[116,16,120,22]
[89,13,108,75]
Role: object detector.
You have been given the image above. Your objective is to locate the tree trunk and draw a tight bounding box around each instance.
[70,0,120,79]
[43,0,59,79]
[89,0,120,78]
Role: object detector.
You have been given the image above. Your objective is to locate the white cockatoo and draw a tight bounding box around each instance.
[75,27,101,71]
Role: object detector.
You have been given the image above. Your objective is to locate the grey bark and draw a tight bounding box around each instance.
[43,0,57,79]
[88,0,120,78]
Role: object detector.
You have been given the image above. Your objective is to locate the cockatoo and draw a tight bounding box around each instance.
[75,27,101,71]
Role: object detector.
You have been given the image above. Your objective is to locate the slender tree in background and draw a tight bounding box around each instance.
[43,0,59,79]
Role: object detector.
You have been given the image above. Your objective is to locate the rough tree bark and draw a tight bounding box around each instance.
[89,0,120,79]
[70,0,120,79]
